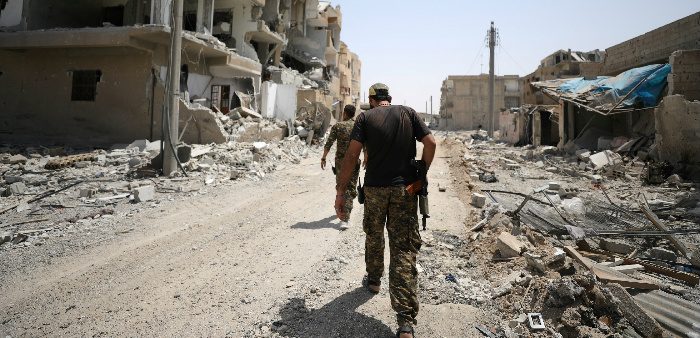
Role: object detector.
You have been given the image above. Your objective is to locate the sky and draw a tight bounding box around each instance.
[336,0,700,113]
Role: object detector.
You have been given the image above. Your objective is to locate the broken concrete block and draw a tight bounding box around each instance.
[506,164,521,170]
[666,174,682,185]
[600,238,634,255]
[578,162,587,170]
[535,161,545,168]
[548,182,561,191]
[648,247,677,262]
[591,175,603,184]
[133,185,155,202]
[0,231,11,245]
[469,173,479,181]
[525,252,547,273]
[611,264,644,275]
[497,232,526,258]
[127,139,149,152]
[558,187,580,199]
[128,158,142,168]
[79,188,98,198]
[8,154,28,164]
[576,149,591,162]
[589,150,622,170]
[545,167,558,173]
[4,175,23,184]
[471,193,487,208]
[7,182,27,196]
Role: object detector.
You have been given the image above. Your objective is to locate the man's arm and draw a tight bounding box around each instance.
[420,134,437,169]
[322,125,337,169]
[336,140,363,193]
[334,140,363,220]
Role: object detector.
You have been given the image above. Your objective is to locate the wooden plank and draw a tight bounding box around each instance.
[566,246,658,290]
[564,246,594,270]
[624,258,699,286]
[591,265,659,290]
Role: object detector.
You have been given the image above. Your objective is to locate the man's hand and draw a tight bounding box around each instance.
[335,194,346,220]
[321,158,327,170]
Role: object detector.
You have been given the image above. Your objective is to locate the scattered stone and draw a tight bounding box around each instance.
[79,188,98,198]
[591,175,603,184]
[548,181,561,191]
[535,161,545,168]
[546,277,583,307]
[4,175,23,184]
[648,247,677,262]
[6,182,27,196]
[666,174,682,185]
[8,154,28,164]
[589,150,622,170]
[599,238,634,255]
[471,193,487,208]
[497,232,526,258]
[133,185,155,203]
[128,157,142,168]
[545,167,558,173]
[525,252,546,273]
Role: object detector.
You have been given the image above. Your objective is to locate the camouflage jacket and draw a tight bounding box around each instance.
[324,119,355,163]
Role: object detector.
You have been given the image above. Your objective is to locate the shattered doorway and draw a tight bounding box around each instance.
[211,85,231,113]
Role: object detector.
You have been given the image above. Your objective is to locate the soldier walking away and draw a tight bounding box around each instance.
[335,83,437,338]
[322,104,360,230]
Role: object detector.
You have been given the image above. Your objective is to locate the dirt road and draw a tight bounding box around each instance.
[0,139,488,337]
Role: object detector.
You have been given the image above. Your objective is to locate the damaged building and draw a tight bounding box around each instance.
[439,74,521,130]
[0,0,361,147]
[501,11,700,181]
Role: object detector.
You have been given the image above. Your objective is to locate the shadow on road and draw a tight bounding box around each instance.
[290,215,339,230]
[274,287,394,337]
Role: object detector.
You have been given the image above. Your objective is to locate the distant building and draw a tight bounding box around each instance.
[439,74,520,130]
[521,49,605,106]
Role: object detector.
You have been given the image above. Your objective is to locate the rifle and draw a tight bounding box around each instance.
[406,160,430,230]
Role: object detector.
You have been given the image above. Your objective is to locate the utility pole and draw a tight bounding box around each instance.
[430,95,433,115]
[164,0,184,176]
[487,21,496,137]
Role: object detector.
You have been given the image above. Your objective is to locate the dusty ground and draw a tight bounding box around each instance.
[0,138,494,338]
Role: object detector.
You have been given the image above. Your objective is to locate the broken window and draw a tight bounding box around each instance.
[71,70,102,102]
[103,5,125,26]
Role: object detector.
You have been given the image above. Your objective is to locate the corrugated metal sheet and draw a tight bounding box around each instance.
[633,290,700,338]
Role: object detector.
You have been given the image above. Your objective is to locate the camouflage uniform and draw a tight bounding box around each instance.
[363,186,422,327]
[324,120,360,222]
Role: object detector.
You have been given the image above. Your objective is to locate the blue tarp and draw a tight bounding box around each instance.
[538,64,671,110]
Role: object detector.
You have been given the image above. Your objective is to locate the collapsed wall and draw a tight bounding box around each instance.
[178,99,228,145]
[654,95,700,180]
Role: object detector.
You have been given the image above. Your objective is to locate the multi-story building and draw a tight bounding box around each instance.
[521,49,605,105]
[439,74,520,130]
[338,41,361,111]
[0,0,358,146]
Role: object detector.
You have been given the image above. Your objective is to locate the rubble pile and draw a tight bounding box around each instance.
[0,133,314,250]
[441,132,700,337]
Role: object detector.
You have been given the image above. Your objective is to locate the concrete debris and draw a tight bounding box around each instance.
[589,150,623,170]
[600,238,635,255]
[133,185,155,203]
[497,232,527,258]
[647,247,677,262]
[471,193,487,208]
[8,154,28,164]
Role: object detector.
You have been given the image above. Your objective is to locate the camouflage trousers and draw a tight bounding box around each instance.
[363,186,422,327]
[335,160,360,222]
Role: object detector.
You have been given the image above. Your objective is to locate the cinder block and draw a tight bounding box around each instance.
[133,185,155,202]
